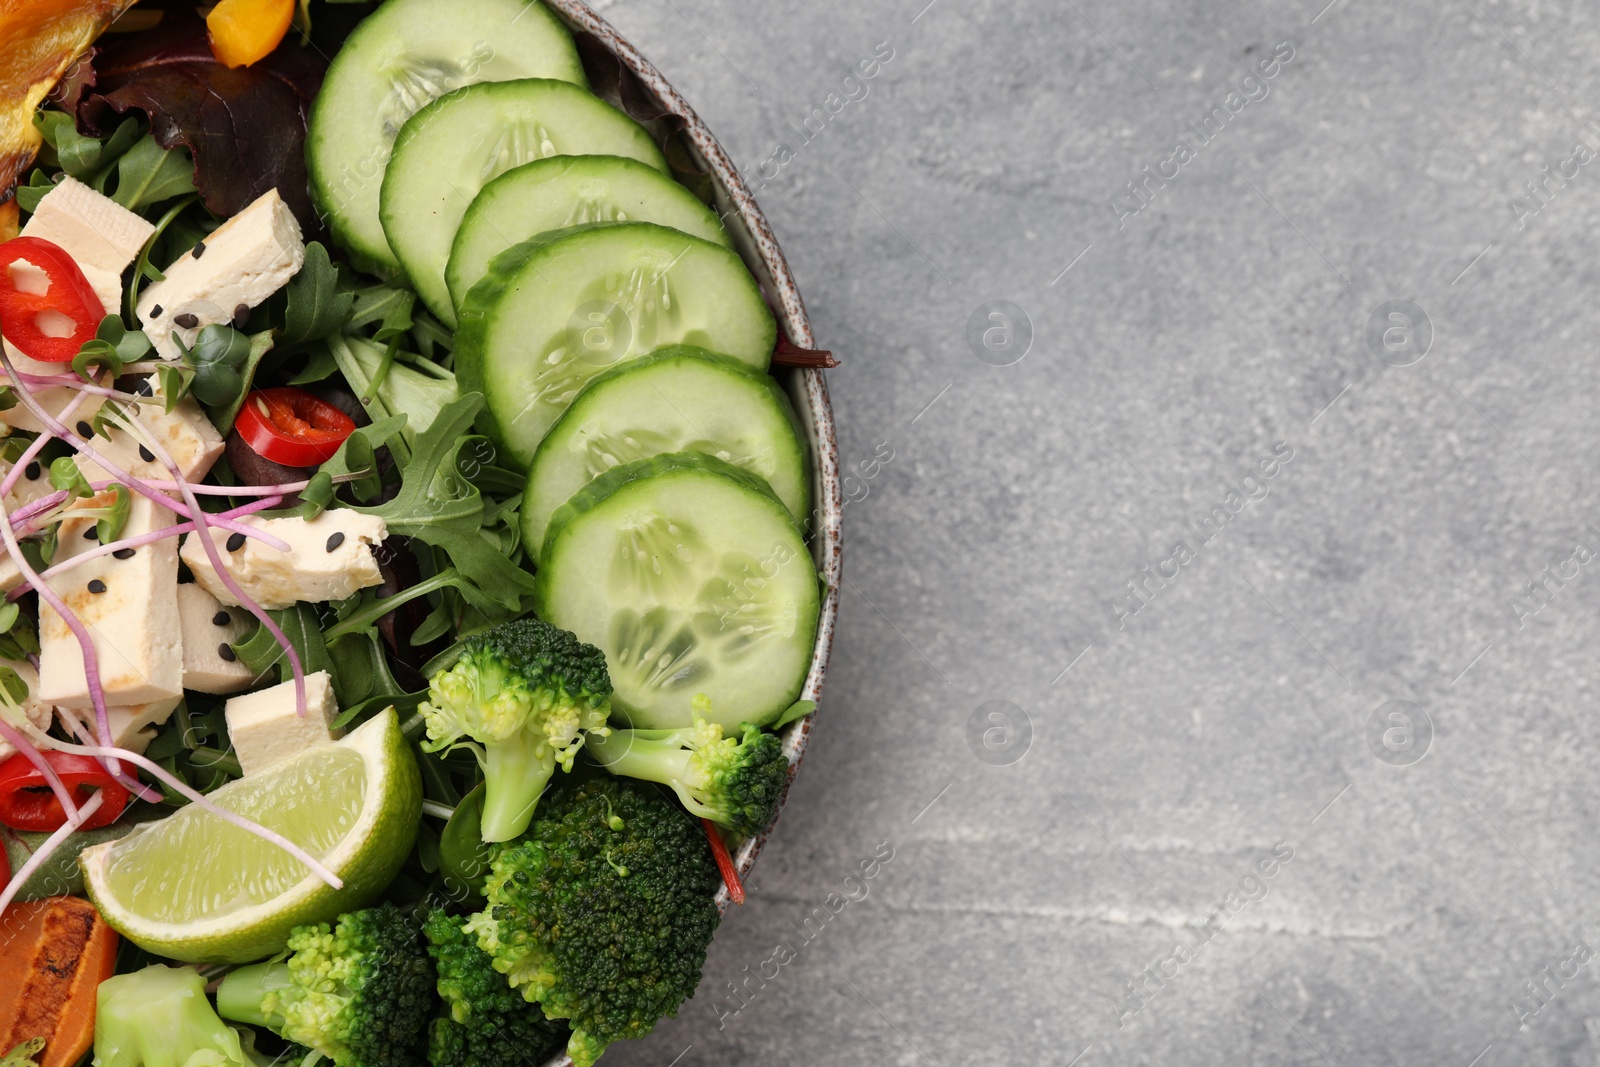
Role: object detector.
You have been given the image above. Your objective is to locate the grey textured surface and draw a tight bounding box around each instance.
[592,1,1600,1064]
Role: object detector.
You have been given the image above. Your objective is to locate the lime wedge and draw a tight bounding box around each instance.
[82,708,421,963]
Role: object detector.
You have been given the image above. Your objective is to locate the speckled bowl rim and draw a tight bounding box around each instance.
[544,0,842,1022]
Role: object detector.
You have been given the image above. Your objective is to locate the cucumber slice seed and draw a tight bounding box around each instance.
[536,451,819,730]
[445,155,730,318]
[381,83,669,325]
[522,345,809,551]
[307,0,586,276]
[456,222,777,467]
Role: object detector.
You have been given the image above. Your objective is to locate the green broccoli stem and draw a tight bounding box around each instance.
[214,962,293,1031]
[586,731,695,794]
[481,729,557,843]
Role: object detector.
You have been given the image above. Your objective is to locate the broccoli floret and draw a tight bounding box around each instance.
[588,695,788,836]
[422,907,565,1067]
[421,618,613,842]
[215,904,435,1067]
[93,965,259,1067]
[465,778,721,1067]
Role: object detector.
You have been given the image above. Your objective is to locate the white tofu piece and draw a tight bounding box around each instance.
[177,583,256,694]
[16,176,154,320]
[225,669,341,776]
[37,488,183,708]
[0,659,56,763]
[91,379,226,483]
[181,510,387,611]
[2,178,155,429]
[81,697,183,755]
[136,189,304,362]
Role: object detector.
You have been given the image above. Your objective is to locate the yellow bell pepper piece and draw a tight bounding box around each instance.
[206,0,296,69]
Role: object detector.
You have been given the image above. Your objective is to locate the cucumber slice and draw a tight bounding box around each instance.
[445,156,729,320]
[381,84,669,324]
[522,346,809,551]
[535,451,818,730]
[307,0,586,277]
[456,222,777,467]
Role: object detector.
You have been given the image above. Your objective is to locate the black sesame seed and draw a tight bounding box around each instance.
[87,579,106,594]
[232,304,250,330]
[112,548,135,560]
[75,420,92,438]
[213,610,231,627]
[138,445,155,463]
[325,531,346,552]
[149,304,162,319]
[226,532,246,552]
[23,462,38,481]
[218,643,237,663]
[83,526,98,540]
[174,313,199,329]
[191,241,206,259]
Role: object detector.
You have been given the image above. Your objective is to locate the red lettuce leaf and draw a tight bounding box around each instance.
[77,11,324,228]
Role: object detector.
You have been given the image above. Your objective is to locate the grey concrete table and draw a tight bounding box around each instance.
[594,1,1600,1064]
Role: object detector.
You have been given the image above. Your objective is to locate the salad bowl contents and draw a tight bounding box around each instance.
[0,2,839,1066]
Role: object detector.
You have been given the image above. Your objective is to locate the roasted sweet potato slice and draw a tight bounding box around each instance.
[0,896,119,1067]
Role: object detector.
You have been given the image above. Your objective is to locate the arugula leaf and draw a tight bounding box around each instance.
[349,393,536,611]
[771,699,816,729]
[287,348,338,385]
[322,567,501,643]
[232,603,335,685]
[325,631,409,707]
[110,134,195,212]
[329,334,457,443]
[37,112,141,184]
[14,171,54,214]
[319,412,405,503]
[275,241,355,346]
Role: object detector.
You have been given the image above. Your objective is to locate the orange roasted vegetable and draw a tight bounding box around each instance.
[206,0,296,69]
[0,896,119,1067]
[0,0,140,207]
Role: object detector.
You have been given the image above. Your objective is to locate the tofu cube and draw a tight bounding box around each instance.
[16,175,154,320]
[180,510,387,610]
[92,382,226,482]
[3,178,155,430]
[91,697,183,755]
[136,189,304,362]
[225,670,342,775]
[37,489,183,708]
[178,583,257,694]
[0,659,55,763]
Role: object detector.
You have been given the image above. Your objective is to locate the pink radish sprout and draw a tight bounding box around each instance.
[9,495,285,599]
[0,354,289,551]
[49,733,342,890]
[0,472,134,791]
[0,789,103,917]
[110,411,306,720]
[8,487,289,547]
[0,384,92,501]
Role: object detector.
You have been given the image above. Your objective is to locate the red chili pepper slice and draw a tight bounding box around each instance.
[702,818,745,905]
[234,387,358,468]
[0,751,130,832]
[0,236,105,363]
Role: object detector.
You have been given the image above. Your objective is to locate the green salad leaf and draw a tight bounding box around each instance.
[345,393,535,612]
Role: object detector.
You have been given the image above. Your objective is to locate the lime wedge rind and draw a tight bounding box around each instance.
[82,708,421,964]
